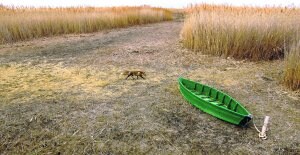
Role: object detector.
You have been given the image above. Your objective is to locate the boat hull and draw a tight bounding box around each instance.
[178,77,252,126]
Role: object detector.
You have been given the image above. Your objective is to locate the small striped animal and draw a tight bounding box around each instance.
[121,71,146,80]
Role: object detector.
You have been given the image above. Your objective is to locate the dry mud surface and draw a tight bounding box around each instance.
[0,21,299,154]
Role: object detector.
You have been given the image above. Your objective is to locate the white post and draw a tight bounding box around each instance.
[259,116,270,140]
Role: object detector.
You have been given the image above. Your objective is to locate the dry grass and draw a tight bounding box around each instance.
[181,4,300,90]
[0,63,121,104]
[0,20,299,154]
[284,41,300,90]
[0,6,172,44]
[181,4,300,61]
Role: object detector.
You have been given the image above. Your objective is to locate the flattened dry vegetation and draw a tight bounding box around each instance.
[0,63,121,104]
[0,20,299,154]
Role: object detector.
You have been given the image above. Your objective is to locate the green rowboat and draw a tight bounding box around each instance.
[178,77,252,126]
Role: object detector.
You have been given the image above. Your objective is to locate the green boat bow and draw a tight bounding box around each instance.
[178,77,252,126]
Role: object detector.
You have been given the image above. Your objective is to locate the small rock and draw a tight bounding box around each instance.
[131,50,139,53]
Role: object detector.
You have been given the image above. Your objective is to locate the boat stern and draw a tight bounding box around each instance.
[239,114,252,127]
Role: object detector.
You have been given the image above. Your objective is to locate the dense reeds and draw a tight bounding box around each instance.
[0,6,172,44]
[284,41,300,90]
[181,4,300,90]
[181,4,300,60]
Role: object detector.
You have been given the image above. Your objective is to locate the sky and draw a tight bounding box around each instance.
[0,0,299,8]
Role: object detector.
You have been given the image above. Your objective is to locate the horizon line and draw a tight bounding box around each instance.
[1,3,299,9]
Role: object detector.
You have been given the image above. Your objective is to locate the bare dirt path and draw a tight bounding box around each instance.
[0,21,299,154]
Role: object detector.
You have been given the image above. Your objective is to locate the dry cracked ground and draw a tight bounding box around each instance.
[0,21,299,154]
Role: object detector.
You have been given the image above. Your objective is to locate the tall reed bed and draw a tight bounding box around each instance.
[181,4,300,90]
[0,6,172,44]
[181,4,300,60]
[284,41,300,90]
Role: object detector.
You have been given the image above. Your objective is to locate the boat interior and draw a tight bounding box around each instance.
[181,79,249,115]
